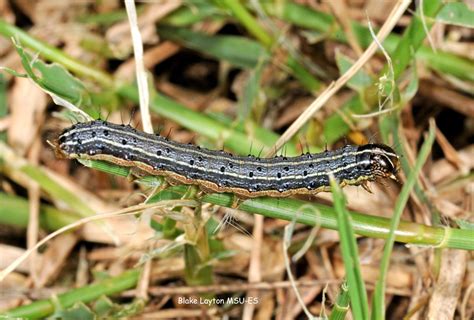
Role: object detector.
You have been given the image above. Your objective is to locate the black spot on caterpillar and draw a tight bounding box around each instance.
[54,120,400,197]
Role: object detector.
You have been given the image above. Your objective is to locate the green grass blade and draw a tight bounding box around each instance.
[284,54,322,91]
[329,281,350,320]
[12,40,92,107]
[142,185,474,250]
[331,177,369,320]
[388,0,443,79]
[77,5,145,26]
[216,0,273,48]
[78,159,131,177]
[323,96,365,144]
[162,1,223,27]
[371,121,436,320]
[3,269,140,319]
[158,25,268,69]
[207,193,473,250]
[436,2,474,28]
[237,57,266,123]
[0,192,79,230]
[335,52,373,92]
[0,19,113,87]
[0,74,7,142]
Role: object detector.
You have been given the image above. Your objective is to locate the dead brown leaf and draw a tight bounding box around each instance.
[8,77,47,156]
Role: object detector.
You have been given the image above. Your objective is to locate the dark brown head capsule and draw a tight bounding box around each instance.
[357,144,400,181]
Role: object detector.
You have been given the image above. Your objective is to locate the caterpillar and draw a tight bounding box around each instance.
[54,120,400,197]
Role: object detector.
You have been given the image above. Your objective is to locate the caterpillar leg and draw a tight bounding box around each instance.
[230,193,244,209]
[360,181,373,193]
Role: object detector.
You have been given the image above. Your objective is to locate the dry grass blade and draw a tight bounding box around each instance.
[124,0,152,134]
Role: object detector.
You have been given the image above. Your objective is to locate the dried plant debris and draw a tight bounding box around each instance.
[0,1,472,319]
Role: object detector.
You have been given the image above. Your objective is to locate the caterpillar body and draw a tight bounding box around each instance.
[55,120,400,197]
